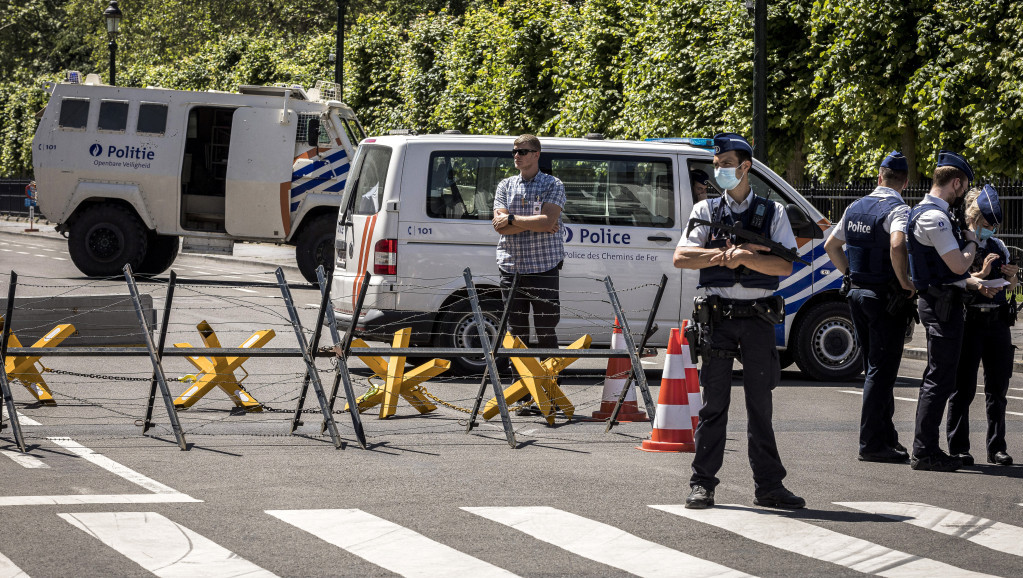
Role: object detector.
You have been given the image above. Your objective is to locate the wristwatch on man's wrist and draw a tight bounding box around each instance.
[508,214,515,225]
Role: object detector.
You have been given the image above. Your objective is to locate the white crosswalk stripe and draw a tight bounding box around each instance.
[463,506,752,578]
[0,551,28,578]
[266,509,516,577]
[651,504,995,577]
[836,502,1023,558]
[0,450,48,469]
[59,512,276,577]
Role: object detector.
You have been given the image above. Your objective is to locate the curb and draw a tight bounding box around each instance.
[903,346,1023,373]
[0,223,304,278]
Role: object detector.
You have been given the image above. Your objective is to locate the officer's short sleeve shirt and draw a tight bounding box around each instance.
[912,195,961,256]
[832,186,909,242]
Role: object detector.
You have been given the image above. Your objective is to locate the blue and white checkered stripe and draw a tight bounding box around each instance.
[289,147,351,213]
[773,238,843,345]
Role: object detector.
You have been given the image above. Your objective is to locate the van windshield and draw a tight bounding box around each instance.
[345,145,392,216]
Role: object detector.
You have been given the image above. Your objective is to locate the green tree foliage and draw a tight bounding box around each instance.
[2,0,1022,180]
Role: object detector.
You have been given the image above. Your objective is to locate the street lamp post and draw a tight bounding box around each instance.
[103,1,122,86]
[746,0,767,163]
[335,0,348,99]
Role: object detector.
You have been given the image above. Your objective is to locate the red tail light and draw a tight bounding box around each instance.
[373,238,397,275]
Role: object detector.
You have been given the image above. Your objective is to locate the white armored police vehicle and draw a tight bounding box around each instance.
[31,73,366,283]
[332,133,860,380]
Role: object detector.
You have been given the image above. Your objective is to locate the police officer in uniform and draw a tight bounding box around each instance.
[824,151,913,463]
[674,133,804,509]
[907,150,979,472]
[947,185,1017,466]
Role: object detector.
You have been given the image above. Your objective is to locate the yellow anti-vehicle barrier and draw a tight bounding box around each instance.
[4,324,76,404]
[483,332,592,425]
[344,327,449,418]
[172,321,272,411]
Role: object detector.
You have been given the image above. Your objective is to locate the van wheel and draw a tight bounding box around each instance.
[791,301,862,381]
[136,233,179,275]
[296,215,337,285]
[435,298,510,375]
[68,204,148,277]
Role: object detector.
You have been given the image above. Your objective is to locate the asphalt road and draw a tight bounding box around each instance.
[2,229,1023,578]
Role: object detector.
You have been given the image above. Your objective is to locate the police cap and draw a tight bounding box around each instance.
[880,151,908,172]
[978,184,1002,226]
[713,133,754,157]
[936,150,974,182]
[690,169,710,185]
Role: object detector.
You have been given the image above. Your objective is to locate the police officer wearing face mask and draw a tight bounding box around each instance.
[824,151,913,463]
[947,185,1018,466]
[674,133,804,510]
[906,150,979,472]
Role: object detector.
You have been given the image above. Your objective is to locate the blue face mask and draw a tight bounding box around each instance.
[714,164,745,190]
[978,227,996,242]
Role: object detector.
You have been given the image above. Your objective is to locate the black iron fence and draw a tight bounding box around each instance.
[0,179,34,217]
[795,178,1023,249]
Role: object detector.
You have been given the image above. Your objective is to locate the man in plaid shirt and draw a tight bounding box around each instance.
[492,134,566,354]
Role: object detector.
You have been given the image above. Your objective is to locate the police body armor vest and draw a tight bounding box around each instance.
[845,195,903,286]
[907,203,969,290]
[698,195,780,290]
[971,238,1010,305]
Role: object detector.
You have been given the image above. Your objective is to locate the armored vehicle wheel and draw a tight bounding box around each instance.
[791,300,862,381]
[136,233,179,275]
[67,204,148,277]
[296,215,337,285]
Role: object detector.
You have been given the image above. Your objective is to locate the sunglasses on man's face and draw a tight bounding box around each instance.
[512,149,537,156]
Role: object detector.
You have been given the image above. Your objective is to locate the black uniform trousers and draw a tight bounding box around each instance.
[947,309,1014,455]
[499,264,560,349]
[848,287,907,454]
[913,288,965,458]
[690,315,787,495]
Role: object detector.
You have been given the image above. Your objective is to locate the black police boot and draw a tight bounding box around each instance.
[859,448,910,463]
[754,486,805,509]
[988,451,1013,466]
[910,451,962,472]
[685,485,715,509]
[952,453,975,466]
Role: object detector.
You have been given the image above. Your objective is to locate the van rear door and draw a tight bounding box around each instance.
[224,107,297,239]
[333,143,395,314]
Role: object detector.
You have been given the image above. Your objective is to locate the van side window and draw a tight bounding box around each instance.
[352,145,393,215]
[58,98,90,129]
[97,100,129,132]
[137,103,168,135]
[547,154,674,228]
[426,152,516,220]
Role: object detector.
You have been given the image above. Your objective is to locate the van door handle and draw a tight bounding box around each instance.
[647,234,672,242]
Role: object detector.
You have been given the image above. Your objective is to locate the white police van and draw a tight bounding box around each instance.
[32,73,366,283]
[332,133,857,380]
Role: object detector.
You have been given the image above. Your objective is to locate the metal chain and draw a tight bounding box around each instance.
[42,366,160,382]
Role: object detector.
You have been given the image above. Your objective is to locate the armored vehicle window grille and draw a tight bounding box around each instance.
[97,100,129,132]
[58,98,90,129]
[296,113,331,146]
[137,103,168,135]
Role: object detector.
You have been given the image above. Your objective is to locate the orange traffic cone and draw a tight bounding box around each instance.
[590,318,648,422]
[680,321,703,431]
[638,324,696,452]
